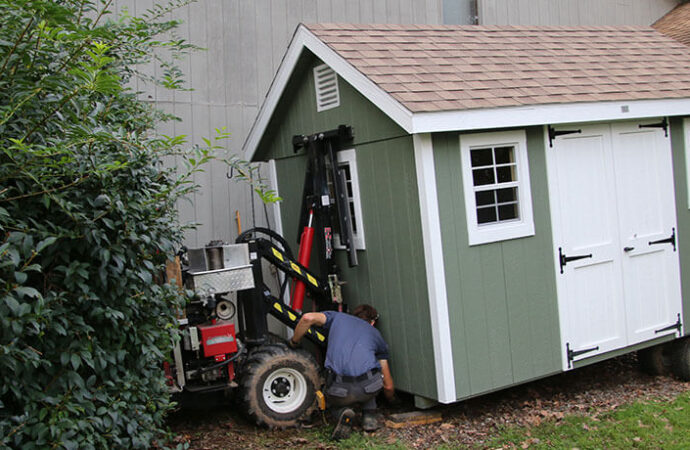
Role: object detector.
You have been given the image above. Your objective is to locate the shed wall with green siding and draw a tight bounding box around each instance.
[432,127,563,399]
[254,53,438,399]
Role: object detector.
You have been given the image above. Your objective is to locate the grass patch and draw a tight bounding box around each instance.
[487,392,690,449]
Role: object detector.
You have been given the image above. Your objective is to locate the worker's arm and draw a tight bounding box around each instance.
[289,312,327,347]
[379,359,395,402]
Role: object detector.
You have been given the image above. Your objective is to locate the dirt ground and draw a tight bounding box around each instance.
[167,353,690,449]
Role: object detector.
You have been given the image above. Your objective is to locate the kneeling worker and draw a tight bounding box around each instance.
[289,304,394,440]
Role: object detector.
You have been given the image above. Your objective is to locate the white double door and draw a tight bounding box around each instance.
[547,120,682,368]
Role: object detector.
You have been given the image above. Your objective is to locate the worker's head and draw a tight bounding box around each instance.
[352,304,379,326]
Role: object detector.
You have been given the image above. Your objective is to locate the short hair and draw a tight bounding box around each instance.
[352,304,378,322]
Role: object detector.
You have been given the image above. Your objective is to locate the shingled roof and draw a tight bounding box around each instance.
[653,2,690,47]
[307,23,690,113]
[245,23,690,157]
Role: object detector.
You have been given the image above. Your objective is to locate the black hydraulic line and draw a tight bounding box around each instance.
[198,340,245,373]
[236,227,295,260]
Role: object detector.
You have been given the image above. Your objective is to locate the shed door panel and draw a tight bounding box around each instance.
[611,122,682,344]
[548,120,682,368]
[549,124,627,358]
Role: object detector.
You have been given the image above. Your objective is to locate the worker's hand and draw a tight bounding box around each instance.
[287,338,300,349]
[383,392,402,406]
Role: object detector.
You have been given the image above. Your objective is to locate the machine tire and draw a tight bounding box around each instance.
[671,338,690,381]
[637,344,670,376]
[238,343,321,428]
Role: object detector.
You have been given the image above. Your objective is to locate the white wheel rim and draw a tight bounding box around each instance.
[262,367,308,414]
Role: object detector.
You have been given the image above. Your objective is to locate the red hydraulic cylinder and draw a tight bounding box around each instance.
[291,210,314,311]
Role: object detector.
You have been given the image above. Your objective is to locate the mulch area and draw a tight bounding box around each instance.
[167,353,690,449]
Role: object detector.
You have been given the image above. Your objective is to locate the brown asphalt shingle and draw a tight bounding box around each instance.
[653,2,690,47]
[305,24,690,113]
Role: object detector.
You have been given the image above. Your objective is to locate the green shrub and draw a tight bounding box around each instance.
[0,1,220,447]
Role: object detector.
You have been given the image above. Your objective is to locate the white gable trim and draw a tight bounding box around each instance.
[243,25,413,160]
[413,133,457,403]
[412,98,690,134]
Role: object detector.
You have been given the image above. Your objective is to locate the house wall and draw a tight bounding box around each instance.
[254,54,438,399]
[111,0,443,247]
[110,0,679,248]
[476,0,680,25]
[671,117,690,335]
[432,127,562,400]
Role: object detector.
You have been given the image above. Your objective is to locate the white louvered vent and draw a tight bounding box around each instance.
[314,63,340,112]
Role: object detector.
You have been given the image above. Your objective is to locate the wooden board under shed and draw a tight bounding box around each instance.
[385,411,443,428]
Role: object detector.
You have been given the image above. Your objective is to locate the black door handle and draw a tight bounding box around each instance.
[624,247,634,252]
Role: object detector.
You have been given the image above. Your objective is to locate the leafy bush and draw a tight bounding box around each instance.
[0,1,222,447]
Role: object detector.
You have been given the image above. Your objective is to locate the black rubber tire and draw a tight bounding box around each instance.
[671,338,690,381]
[238,343,321,428]
[637,344,668,376]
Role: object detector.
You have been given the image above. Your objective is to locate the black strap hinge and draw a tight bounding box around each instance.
[649,227,676,252]
[559,247,593,274]
[566,342,599,368]
[638,117,668,137]
[655,313,682,336]
[548,125,581,147]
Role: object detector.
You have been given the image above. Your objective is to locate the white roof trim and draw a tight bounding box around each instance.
[244,25,690,159]
[412,97,690,134]
[243,24,413,160]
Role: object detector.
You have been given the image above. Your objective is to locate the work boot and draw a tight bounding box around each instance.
[331,408,355,441]
[362,410,379,431]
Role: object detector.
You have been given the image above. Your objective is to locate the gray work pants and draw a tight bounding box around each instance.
[325,369,383,413]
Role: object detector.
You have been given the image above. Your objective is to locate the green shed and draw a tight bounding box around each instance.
[243,24,690,406]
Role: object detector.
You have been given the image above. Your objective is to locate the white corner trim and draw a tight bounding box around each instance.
[413,133,456,403]
[267,159,284,237]
[412,98,690,134]
[243,25,413,160]
[685,118,690,210]
[541,125,572,372]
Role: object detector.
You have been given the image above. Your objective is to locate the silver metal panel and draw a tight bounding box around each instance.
[187,266,255,294]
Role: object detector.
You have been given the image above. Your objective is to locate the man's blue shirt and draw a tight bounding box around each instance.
[322,310,389,377]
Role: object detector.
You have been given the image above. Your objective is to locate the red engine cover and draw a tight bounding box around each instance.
[198,323,237,357]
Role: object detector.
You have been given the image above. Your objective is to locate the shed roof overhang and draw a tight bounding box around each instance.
[243,24,690,160]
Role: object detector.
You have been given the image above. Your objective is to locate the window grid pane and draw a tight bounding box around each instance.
[470,145,520,226]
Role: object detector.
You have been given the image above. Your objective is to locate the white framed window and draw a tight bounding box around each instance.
[313,63,340,112]
[685,118,690,209]
[460,130,535,246]
[332,149,365,250]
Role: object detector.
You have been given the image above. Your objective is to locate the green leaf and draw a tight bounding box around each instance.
[70,354,81,371]
[14,271,28,284]
[5,296,20,315]
[36,236,57,253]
[14,286,41,299]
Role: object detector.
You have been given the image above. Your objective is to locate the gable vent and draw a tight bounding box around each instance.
[314,63,340,112]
